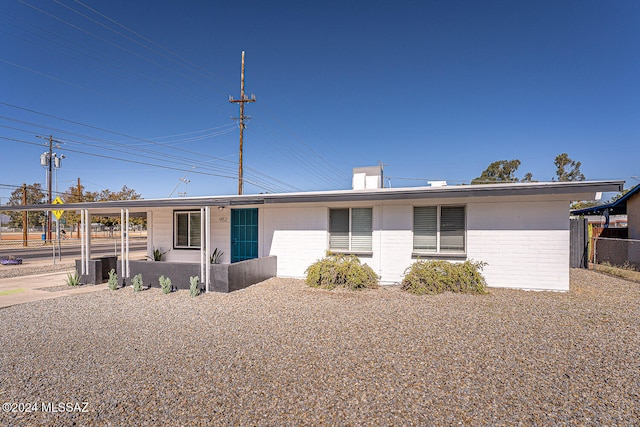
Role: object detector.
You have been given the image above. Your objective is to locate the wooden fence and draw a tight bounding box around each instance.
[570,217,589,268]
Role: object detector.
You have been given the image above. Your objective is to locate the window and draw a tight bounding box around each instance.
[329,208,372,252]
[174,211,201,249]
[413,205,465,254]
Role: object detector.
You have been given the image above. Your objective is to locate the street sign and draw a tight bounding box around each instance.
[52,196,64,220]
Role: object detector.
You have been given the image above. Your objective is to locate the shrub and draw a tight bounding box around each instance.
[65,270,80,287]
[159,275,172,294]
[401,260,487,295]
[132,274,144,292]
[189,276,200,297]
[305,254,379,290]
[107,269,118,291]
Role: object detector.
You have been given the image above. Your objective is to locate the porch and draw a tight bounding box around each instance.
[75,205,275,292]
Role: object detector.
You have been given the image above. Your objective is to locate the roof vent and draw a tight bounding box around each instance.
[352,166,383,190]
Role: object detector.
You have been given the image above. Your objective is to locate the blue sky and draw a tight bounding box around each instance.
[1,0,638,203]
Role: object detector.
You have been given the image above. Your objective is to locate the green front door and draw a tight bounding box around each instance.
[231,208,258,263]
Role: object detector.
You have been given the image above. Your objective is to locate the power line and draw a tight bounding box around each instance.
[0,22,226,111]
[0,112,297,193]
[17,0,231,113]
[1,135,286,192]
[70,0,229,91]
[3,0,339,193]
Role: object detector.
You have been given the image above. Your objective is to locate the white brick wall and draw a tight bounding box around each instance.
[261,206,328,277]
[466,201,570,291]
[148,197,573,291]
[377,204,413,283]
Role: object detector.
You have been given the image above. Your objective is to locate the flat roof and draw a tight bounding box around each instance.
[3,180,625,213]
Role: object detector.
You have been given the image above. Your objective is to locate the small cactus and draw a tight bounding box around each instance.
[189,276,200,297]
[132,274,144,292]
[108,269,118,291]
[159,275,172,294]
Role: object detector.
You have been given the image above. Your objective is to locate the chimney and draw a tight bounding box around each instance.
[352,166,383,190]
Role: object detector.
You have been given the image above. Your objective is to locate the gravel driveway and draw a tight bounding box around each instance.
[1,269,638,425]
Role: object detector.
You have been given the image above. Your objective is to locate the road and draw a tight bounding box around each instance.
[0,238,147,261]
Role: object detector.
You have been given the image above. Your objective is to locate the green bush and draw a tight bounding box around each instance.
[132,274,144,292]
[401,260,487,295]
[305,254,379,290]
[159,275,172,294]
[107,269,119,291]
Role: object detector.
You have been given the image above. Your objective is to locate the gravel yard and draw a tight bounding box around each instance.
[1,269,639,425]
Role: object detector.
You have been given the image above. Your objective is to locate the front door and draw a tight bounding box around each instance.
[231,208,258,263]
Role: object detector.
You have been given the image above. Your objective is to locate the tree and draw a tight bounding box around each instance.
[554,153,585,182]
[60,183,144,234]
[521,172,537,183]
[608,188,631,203]
[60,182,97,234]
[472,159,522,184]
[96,185,141,202]
[5,183,46,228]
[571,200,600,210]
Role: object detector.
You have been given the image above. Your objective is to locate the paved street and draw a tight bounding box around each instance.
[0,238,146,261]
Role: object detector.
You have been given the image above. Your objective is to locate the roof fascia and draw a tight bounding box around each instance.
[4,180,624,212]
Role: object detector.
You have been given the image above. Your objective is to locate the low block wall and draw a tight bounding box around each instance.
[118,256,277,293]
[594,239,630,266]
[75,256,118,285]
[118,261,200,290]
[225,256,277,292]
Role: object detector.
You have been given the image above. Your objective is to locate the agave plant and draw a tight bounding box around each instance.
[65,270,81,287]
[147,247,168,261]
[209,248,224,264]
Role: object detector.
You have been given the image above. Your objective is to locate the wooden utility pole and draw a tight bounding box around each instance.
[229,51,256,195]
[37,134,59,243]
[22,183,27,247]
[47,135,53,243]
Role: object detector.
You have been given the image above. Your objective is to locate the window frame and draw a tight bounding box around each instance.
[412,205,466,257]
[173,210,201,250]
[328,207,373,255]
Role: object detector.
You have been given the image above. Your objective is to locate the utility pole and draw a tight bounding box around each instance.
[229,51,256,195]
[47,135,53,243]
[37,134,62,243]
[22,183,27,247]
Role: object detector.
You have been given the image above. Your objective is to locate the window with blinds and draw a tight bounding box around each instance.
[413,205,465,254]
[413,206,437,252]
[440,206,465,253]
[174,211,201,249]
[329,207,372,252]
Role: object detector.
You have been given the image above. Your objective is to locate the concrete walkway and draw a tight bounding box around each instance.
[0,271,108,309]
